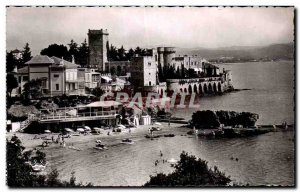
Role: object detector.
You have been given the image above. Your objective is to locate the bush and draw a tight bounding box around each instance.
[192,110,259,129]
[6,136,93,187]
[144,151,231,186]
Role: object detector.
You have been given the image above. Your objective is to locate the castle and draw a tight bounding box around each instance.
[12,28,233,98]
[88,29,233,96]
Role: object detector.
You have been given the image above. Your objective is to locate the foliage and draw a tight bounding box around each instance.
[192,110,220,128]
[22,43,32,64]
[191,110,259,129]
[91,87,105,98]
[6,51,19,72]
[7,74,18,98]
[144,151,231,186]
[6,136,93,187]
[22,79,43,102]
[77,39,89,67]
[40,44,70,61]
[107,44,150,62]
[41,40,89,67]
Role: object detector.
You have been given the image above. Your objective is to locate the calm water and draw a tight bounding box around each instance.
[46,61,295,186]
[173,61,295,125]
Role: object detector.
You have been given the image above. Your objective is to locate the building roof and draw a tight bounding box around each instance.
[86,101,122,108]
[17,66,28,74]
[25,55,54,65]
[11,49,21,54]
[51,56,80,69]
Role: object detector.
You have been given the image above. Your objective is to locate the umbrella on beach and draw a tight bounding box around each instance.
[117,124,126,129]
[84,126,91,131]
[77,128,85,133]
[64,128,74,133]
[44,130,51,133]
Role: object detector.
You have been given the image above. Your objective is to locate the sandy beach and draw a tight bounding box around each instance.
[7,122,185,153]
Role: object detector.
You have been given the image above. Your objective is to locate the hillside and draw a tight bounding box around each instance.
[176,43,294,63]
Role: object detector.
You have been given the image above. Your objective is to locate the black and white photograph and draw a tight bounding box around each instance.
[5,6,295,187]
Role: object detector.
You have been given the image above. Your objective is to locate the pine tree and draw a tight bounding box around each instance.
[22,43,32,66]
[78,39,89,67]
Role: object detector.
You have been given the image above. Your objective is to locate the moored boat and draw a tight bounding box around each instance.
[121,138,134,144]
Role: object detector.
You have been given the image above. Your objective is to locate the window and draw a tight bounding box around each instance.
[54,74,59,78]
[23,76,28,81]
[148,62,151,66]
[41,80,47,88]
[149,73,151,75]
[56,84,59,90]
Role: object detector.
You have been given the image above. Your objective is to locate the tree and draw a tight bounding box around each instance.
[91,87,105,97]
[68,40,79,63]
[6,51,19,72]
[7,135,36,187]
[22,79,43,101]
[22,43,32,65]
[181,64,185,78]
[78,39,89,67]
[144,151,231,186]
[125,48,135,61]
[7,74,18,98]
[6,135,93,187]
[40,44,70,61]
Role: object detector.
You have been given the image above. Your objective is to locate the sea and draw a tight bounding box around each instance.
[46,61,295,186]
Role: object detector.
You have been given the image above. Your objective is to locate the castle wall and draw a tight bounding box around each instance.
[166,75,232,95]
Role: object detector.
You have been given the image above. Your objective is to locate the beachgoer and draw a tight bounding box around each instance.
[107,131,110,136]
[129,128,131,134]
[160,151,163,157]
[51,135,54,142]
[63,141,66,147]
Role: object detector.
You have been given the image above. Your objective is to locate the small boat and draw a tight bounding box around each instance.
[145,134,160,139]
[152,127,161,131]
[164,134,175,137]
[94,143,108,150]
[32,164,46,172]
[167,158,178,164]
[121,138,134,144]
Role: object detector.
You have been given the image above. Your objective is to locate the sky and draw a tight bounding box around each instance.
[6,6,294,55]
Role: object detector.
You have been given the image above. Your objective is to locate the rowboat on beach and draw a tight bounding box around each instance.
[31,164,46,172]
[167,158,178,164]
[121,138,134,144]
[94,143,108,150]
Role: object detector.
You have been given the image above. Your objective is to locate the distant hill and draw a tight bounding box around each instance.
[176,43,294,62]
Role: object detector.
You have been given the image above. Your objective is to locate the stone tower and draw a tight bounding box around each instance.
[88,29,109,71]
